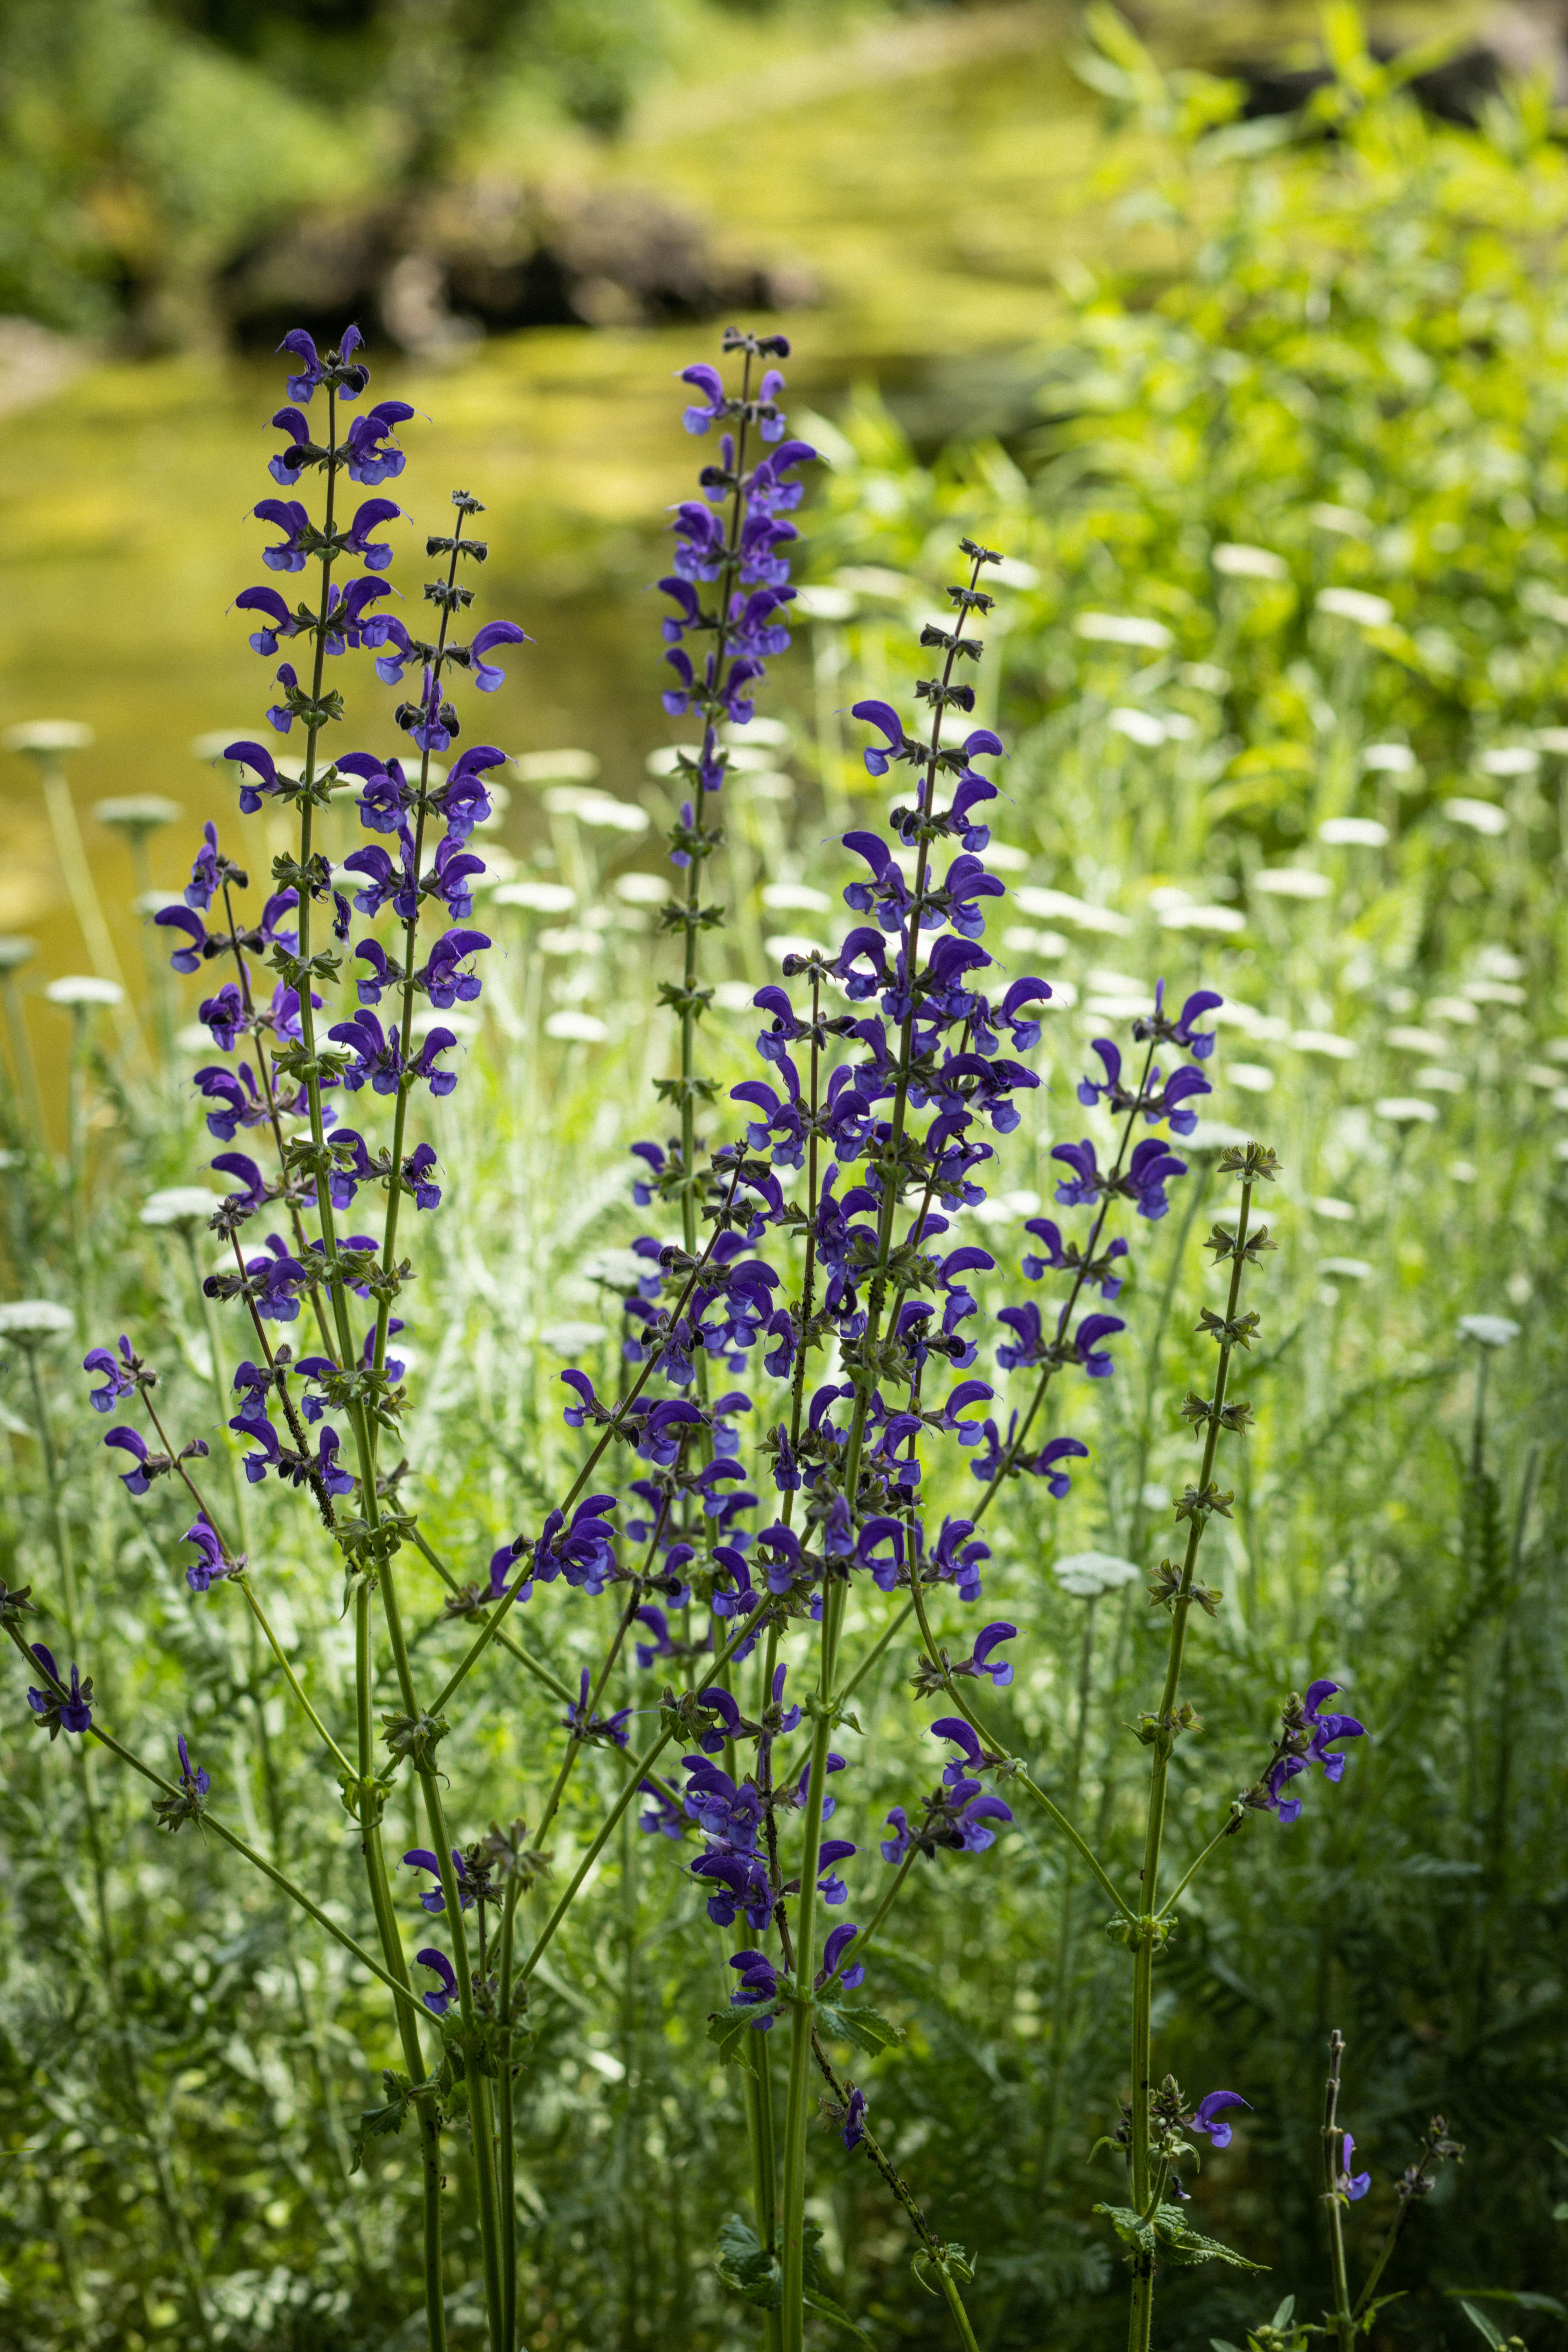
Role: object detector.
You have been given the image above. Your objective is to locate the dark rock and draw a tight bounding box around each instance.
[220,177,817,355]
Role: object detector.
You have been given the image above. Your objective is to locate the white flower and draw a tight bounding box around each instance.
[1417,1066,1464,1093]
[1360,744,1413,774]
[1013,886,1131,937]
[412,1008,478,1040]
[541,788,648,834]
[0,1298,75,1339]
[1227,1061,1276,1093]
[1442,797,1507,836]
[972,1189,1041,1226]
[1108,706,1167,747]
[1320,1256,1372,1280]
[1182,1116,1253,1152]
[1001,924,1066,958]
[513,748,600,785]
[1374,1096,1439,1124]
[1320,816,1389,847]
[539,1320,608,1353]
[1309,503,1373,537]
[646,745,700,778]
[723,715,790,749]
[1157,902,1245,933]
[544,1011,608,1043]
[1054,1549,1141,1599]
[46,975,124,1007]
[1180,662,1231,692]
[1253,867,1330,898]
[492,880,577,915]
[537,926,602,959]
[1072,611,1173,649]
[764,933,830,964]
[1463,979,1525,1006]
[761,881,832,914]
[613,873,670,907]
[1536,726,1568,754]
[1425,994,1479,1026]
[94,795,182,830]
[190,728,257,762]
[791,584,856,622]
[0,936,36,970]
[712,981,755,1012]
[1458,1313,1520,1348]
[1310,1196,1356,1220]
[141,1186,223,1226]
[983,842,1030,872]
[1291,1030,1356,1059]
[3,720,92,755]
[1479,746,1539,778]
[1316,588,1394,627]
[1384,1025,1448,1055]
[1213,542,1288,580]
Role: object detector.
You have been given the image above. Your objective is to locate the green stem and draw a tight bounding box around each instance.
[906,1572,1132,1918]
[1322,2031,1354,2352]
[1127,1168,1258,2351]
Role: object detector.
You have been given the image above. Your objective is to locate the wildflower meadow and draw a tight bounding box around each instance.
[1,14,1566,2352]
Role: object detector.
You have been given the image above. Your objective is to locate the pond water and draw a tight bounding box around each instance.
[0,0,1469,1119]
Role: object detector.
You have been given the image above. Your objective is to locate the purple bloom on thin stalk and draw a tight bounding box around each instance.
[1337,2133,1371,2201]
[83,1336,139,1413]
[416,1948,459,2016]
[26,1645,93,1738]
[181,1514,236,1594]
[404,1848,473,1914]
[1189,2091,1250,2149]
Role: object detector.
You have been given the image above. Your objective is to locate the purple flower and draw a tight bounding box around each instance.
[344,496,401,570]
[404,1848,472,1914]
[416,1947,459,2016]
[175,1733,211,1800]
[27,1644,93,1738]
[343,400,414,486]
[728,1947,780,2026]
[840,2087,868,2150]
[104,1425,156,1493]
[953,1621,1016,1688]
[464,619,531,692]
[1133,980,1222,1061]
[83,1336,138,1413]
[1338,2132,1371,2201]
[417,927,490,1009]
[1190,2091,1250,2149]
[181,1514,234,1593]
[818,1922,866,1993]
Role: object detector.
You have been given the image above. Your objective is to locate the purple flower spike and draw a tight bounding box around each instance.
[1190,2090,1251,2149]
[818,1922,866,1992]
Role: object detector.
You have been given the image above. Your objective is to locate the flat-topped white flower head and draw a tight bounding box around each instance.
[46,975,124,1007]
[0,1298,75,1341]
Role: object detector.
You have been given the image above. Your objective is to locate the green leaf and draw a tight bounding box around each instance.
[706,2009,762,2069]
[804,2286,873,2343]
[1152,2206,1267,2272]
[1450,2291,1568,2319]
[1270,2301,1297,2329]
[816,2000,904,2057]
[1093,2201,1156,2257]
[715,2215,781,2311]
[1456,2303,1506,2349]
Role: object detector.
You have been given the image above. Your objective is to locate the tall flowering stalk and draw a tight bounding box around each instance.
[5,326,1390,2352]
